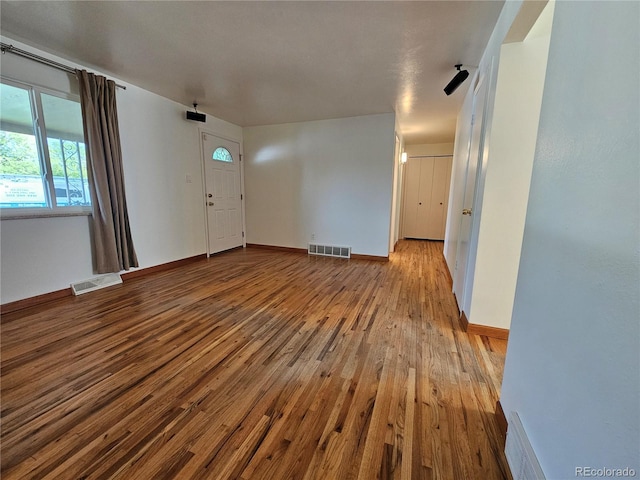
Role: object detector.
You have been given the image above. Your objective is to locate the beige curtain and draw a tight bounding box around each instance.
[76,69,138,273]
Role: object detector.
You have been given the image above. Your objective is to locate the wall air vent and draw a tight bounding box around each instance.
[308,244,351,259]
[71,273,123,295]
[505,412,546,480]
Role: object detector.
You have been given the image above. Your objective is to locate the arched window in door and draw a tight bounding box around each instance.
[212,147,233,163]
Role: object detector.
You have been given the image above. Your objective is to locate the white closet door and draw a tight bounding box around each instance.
[416,157,435,238]
[402,158,422,238]
[426,156,452,239]
[402,156,452,241]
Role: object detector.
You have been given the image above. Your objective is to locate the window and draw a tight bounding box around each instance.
[212,147,233,163]
[0,78,90,216]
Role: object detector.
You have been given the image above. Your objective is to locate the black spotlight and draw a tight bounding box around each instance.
[444,64,470,96]
[186,102,206,123]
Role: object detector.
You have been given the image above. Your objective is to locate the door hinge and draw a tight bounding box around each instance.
[242,231,245,238]
[241,194,243,200]
[239,154,243,162]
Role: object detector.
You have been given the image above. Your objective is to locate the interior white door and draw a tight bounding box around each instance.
[453,75,488,307]
[202,133,243,254]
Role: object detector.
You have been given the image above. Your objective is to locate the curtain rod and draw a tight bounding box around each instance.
[0,43,126,90]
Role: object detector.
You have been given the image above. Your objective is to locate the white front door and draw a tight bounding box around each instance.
[202,133,243,254]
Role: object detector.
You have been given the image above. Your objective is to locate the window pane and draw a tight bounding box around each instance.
[41,93,91,207]
[48,139,91,206]
[212,147,233,163]
[0,83,48,208]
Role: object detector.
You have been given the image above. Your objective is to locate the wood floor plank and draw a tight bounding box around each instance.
[1,240,510,479]
[400,367,417,480]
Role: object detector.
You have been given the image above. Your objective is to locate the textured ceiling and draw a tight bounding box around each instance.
[0,1,505,144]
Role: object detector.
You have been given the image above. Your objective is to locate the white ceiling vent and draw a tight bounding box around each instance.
[71,273,123,295]
[505,412,546,480]
[308,244,351,259]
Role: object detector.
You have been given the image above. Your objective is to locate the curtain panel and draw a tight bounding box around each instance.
[76,69,138,273]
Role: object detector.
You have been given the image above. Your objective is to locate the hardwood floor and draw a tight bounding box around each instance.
[1,240,509,479]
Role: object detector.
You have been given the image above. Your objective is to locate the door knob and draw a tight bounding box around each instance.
[207,194,213,198]
[462,208,472,216]
[208,202,214,206]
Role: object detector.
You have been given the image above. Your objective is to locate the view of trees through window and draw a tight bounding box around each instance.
[0,80,91,210]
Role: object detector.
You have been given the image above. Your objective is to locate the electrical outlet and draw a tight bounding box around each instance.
[186,175,192,184]
[311,233,315,241]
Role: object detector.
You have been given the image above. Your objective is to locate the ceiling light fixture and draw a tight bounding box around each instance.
[444,64,470,96]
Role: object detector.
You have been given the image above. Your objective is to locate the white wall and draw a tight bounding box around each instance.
[0,36,242,304]
[117,86,242,269]
[467,2,554,330]
[243,113,395,257]
[501,1,639,477]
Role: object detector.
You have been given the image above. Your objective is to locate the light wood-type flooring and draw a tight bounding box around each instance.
[1,240,509,479]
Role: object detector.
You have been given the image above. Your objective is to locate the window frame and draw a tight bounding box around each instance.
[0,76,92,220]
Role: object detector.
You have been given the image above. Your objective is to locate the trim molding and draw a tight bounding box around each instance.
[467,324,510,340]
[1,253,207,315]
[495,400,508,447]
[442,257,453,288]
[453,292,460,313]
[121,254,207,281]
[351,253,389,262]
[247,243,388,262]
[459,311,510,340]
[1,288,72,315]
[460,310,470,330]
[246,243,307,255]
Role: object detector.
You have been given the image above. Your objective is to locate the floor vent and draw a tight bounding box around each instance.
[308,244,351,259]
[505,412,546,480]
[71,273,123,295]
